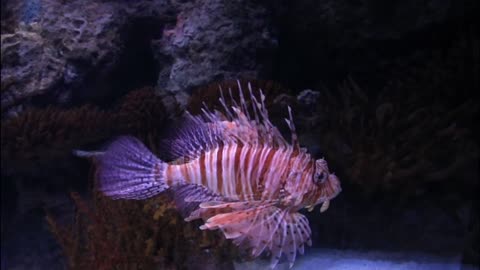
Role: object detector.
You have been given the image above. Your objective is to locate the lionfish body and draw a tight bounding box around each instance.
[96,82,341,269]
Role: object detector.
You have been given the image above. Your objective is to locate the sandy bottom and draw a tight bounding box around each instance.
[234,249,476,270]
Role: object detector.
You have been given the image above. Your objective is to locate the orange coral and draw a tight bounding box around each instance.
[1,105,113,172]
[47,188,236,269]
[1,87,169,172]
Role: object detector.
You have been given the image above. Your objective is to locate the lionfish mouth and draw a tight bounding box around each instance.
[306,199,330,213]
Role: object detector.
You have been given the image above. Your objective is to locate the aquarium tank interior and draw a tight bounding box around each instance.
[1,0,479,269]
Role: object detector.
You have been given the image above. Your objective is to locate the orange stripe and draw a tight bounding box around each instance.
[244,146,256,195]
[252,147,267,184]
[234,145,243,197]
[297,154,311,195]
[261,147,277,186]
[165,165,174,186]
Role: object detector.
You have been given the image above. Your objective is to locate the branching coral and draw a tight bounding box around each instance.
[1,104,112,173]
[113,86,173,154]
[47,191,162,270]
[47,179,236,269]
[1,87,168,173]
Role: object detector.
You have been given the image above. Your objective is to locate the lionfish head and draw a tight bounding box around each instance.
[305,158,342,213]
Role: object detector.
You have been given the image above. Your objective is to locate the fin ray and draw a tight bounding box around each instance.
[200,205,311,268]
[96,136,168,200]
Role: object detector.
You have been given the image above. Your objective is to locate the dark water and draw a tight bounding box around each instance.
[1,0,478,269]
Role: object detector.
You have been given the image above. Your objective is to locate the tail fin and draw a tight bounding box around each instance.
[96,136,169,200]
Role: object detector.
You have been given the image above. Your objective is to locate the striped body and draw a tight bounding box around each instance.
[95,82,342,269]
[165,144,314,204]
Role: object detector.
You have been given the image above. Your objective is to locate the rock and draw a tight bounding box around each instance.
[1,0,277,114]
[1,29,65,110]
[154,0,278,108]
[0,0,171,114]
[297,89,320,107]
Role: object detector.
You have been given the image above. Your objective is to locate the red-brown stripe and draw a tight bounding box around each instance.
[260,147,277,186]
[234,145,243,197]
[165,166,174,186]
[249,146,261,196]
[243,146,253,184]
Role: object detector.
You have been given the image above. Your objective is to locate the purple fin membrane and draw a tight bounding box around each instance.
[172,183,225,219]
[162,116,224,161]
[96,136,168,200]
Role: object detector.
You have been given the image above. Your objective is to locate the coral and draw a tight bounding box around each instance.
[1,104,112,173]
[10,85,235,269]
[47,175,236,269]
[113,87,172,154]
[47,191,160,270]
[0,87,168,174]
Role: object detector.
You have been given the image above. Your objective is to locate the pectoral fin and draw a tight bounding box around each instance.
[200,205,312,269]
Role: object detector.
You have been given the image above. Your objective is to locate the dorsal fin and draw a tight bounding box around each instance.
[163,81,295,161]
[198,80,291,148]
[285,106,300,150]
[161,115,231,161]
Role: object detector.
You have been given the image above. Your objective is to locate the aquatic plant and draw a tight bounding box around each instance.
[310,45,478,199]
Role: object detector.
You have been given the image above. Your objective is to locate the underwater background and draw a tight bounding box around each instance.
[1,0,478,269]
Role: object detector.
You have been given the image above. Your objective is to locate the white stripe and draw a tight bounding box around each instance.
[228,144,238,199]
[169,165,184,182]
[209,148,218,193]
[194,159,201,185]
[186,163,195,183]
[239,146,248,198]
[205,149,212,191]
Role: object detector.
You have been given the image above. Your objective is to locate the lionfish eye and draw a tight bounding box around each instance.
[314,172,327,184]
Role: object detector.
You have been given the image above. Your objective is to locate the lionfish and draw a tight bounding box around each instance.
[95,82,341,269]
